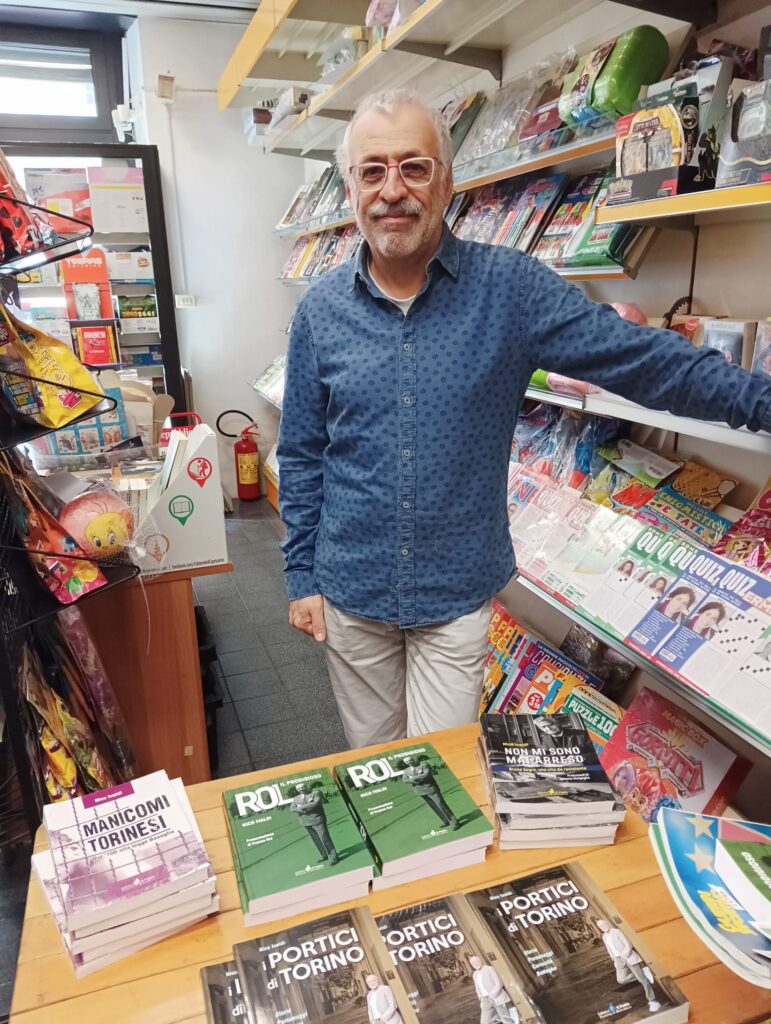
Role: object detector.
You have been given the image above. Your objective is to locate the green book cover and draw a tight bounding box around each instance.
[334,742,492,871]
[223,767,374,910]
[715,838,771,925]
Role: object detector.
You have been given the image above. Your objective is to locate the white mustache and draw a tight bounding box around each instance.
[368,199,422,219]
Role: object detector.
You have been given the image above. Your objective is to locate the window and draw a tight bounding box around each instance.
[0,42,97,118]
[0,27,123,144]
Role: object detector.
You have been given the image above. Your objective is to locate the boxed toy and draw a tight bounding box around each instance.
[699,318,757,368]
[559,26,670,127]
[716,79,771,187]
[45,387,129,455]
[609,83,702,204]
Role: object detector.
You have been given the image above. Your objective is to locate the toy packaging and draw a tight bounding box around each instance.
[559,26,670,127]
[751,320,771,377]
[530,171,604,266]
[72,323,120,367]
[716,79,771,187]
[44,387,129,456]
[699,318,757,369]
[0,305,105,430]
[600,686,750,822]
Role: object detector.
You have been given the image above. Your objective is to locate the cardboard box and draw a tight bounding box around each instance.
[133,424,228,574]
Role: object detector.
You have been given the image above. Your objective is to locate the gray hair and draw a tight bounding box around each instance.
[336,89,453,179]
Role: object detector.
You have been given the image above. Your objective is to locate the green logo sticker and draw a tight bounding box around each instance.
[169,494,194,525]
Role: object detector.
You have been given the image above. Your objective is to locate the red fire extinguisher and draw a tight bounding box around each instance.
[216,410,261,501]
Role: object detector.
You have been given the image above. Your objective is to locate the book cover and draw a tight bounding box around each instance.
[43,771,210,929]
[223,766,374,911]
[73,323,119,366]
[377,894,540,1024]
[117,293,159,333]
[234,907,418,1024]
[480,713,616,813]
[464,863,688,1023]
[751,320,771,378]
[600,687,749,823]
[334,742,492,873]
[714,828,771,929]
[201,960,247,1023]
[651,808,771,981]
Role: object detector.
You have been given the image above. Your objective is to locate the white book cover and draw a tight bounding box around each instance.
[44,771,210,930]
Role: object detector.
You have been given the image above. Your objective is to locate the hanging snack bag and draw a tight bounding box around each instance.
[0,304,104,428]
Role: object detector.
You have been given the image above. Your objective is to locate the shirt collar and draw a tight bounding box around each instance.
[348,221,460,293]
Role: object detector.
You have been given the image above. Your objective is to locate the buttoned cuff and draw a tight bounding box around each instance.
[284,568,320,602]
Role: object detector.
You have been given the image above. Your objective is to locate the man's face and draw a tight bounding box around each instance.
[535,718,562,737]
[469,956,482,970]
[296,783,306,794]
[403,756,413,767]
[366,974,379,990]
[345,104,452,262]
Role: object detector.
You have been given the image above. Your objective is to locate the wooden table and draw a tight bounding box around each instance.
[11,725,771,1023]
[81,562,233,786]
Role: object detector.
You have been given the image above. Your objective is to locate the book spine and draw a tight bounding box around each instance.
[332,767,383,872]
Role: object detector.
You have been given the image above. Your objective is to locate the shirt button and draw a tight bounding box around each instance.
[402,448,411,458]
[403,343,411,351]
[401,548,409,557]
[402,500,411,509]
[403,396,412,405]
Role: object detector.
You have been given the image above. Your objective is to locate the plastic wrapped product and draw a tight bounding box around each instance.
[559,26,670,126]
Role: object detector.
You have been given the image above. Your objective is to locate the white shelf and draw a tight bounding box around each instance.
[514,574,771,759]
[524,387,771,455]
[279,276,311,287]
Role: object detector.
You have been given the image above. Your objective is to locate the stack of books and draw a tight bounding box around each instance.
[33,771,217,979]
[478,712,625,849]
[333,741,493,890]
[222,766,375,926]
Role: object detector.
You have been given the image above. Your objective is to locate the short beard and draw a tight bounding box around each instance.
[362,197,438,260]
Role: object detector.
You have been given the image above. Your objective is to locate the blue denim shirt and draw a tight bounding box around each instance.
[278,225,771,628]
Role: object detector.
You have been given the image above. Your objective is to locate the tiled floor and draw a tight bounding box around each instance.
[195,499,348,777]
[0,499,345,1021]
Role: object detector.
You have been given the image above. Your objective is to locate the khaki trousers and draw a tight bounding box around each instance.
[323,597,492,748]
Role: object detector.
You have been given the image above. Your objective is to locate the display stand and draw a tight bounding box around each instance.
[10,724,771,1023]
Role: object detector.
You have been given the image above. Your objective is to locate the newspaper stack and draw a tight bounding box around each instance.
[33,771,218,978]
[478,712,625,849]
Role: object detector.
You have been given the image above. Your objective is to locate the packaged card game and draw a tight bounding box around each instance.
[716,80,771,187]
[600,686,749,822]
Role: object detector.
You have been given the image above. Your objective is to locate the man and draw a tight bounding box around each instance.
[365,973,404,1024]
[278,89,771,748]
[468,955,519,1024]
[401,754,460,830]
[289,782,340,865]
[597,918,661,1013]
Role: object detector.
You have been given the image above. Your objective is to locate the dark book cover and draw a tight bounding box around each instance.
[377,895,541,1024]
[464,863,688,1024]
[201,960,247,1022]
[234,907,417,1024]
[480,713,616,811]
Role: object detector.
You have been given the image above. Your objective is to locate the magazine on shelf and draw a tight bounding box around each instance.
[636,484,733,548]
[200,960,247,1023]
[600,687,750,823]
[479,600,529,713]
[545,683,624,753]
[43,771,211,930]
[531,171,604,266]
[333,741,492,875]
[624,550,771,733]
[223,766,374,916]
[650,808,771,986]
[480,713,617,814]
[234,907,417,1024]
[579,525,699,641]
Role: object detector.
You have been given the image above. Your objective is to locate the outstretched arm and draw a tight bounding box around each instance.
[519,255,771,432]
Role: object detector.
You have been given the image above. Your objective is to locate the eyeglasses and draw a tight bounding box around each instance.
[349,157,440,191]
